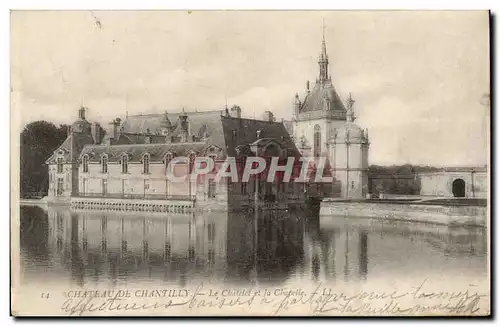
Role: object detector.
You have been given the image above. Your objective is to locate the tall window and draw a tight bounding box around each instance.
[56,157,63,173]
[82,155,89,173]
[208,179,216,199]
[56,177,64,196]
[121,154,128,174]
[207,223,216,243]
[102,179,107,195]
[313,125,321,157]
[101,155,108,173]
[143,153,150,174]
[164,153,173,173]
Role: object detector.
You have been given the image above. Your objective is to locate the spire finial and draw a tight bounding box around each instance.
[347,92,355,110]
[322,17,326,43]
[321,18,327,58]
[346,93,355,122]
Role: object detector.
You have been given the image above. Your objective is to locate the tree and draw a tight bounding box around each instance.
[20,121,69,198]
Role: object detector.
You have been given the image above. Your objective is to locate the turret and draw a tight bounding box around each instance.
[230,105,242,118]
[178,108,189,142]
[293,93,301,118]
[70,106,91,133]
[346,93,355,123]
[159,110,172,136]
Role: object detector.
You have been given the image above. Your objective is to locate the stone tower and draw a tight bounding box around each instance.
[292,26,370,199]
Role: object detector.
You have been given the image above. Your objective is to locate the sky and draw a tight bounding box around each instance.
[10,10,490,166]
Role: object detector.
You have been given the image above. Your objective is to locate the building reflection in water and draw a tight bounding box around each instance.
[19,205,487,288]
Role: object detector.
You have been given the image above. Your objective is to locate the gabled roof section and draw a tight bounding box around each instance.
[221,116,300,157]
[45,132,94,164]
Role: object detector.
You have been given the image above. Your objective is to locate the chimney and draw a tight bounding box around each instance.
[91,122,102,144]
[230,105,242,118]
[262,111,275,122]
[108,118,121,142]
[178,110,189,142]
[306,81,310,94]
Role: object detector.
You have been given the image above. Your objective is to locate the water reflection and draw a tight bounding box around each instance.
[19,205,487,288]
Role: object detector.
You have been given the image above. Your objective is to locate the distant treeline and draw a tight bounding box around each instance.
[368,164,441,195]
[20,121,69,198]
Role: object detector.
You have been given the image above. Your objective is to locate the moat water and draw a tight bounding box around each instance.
[19,205,488,291]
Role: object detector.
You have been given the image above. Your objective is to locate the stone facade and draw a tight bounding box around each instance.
[46,106,324,211]
[418,168,488,198]
[289,31,369,199]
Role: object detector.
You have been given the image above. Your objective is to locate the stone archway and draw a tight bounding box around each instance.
[452,178,466,198]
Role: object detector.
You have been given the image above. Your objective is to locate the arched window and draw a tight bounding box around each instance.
[82,155,89,173]
[164,153,173,173]
[56,157,64,173]
[142,153,150,174]
[313,125,321,157]
[121,154,128,174]
[101,155,108,173]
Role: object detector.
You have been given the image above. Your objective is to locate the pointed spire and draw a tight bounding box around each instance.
[318,19,329,83]
[321,18,328,60]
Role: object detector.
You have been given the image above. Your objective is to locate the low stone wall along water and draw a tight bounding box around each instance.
[320,201,487,227]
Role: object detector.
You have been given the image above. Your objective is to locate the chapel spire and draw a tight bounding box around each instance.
[318,19,329,83]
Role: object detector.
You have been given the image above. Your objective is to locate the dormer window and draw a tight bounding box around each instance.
[82,155,89,173]
[142,153,150,174]
[101,155,108,173]
[56,157,64,173]
[121,154,128,174]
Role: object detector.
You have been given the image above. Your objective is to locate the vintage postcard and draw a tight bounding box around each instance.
[11,10,490,316]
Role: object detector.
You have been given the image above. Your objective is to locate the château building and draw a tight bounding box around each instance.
[45,106,324,211]
[287,30,370,199]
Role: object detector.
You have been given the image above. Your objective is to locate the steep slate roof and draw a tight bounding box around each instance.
[45,132,95,164]
[300,80,346,114]
[77,114,300,162]
[70,107,302,163]
[80,142,210,163]
[221,116,300,157]
[117,133,167,145]
[282,120,294,136]
[120,110,227,148]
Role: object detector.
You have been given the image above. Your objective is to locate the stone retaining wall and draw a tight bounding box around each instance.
[71,197,195,213]
[320,201,487,227]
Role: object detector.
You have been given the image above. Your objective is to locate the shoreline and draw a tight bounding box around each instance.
[320,199,487,227]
